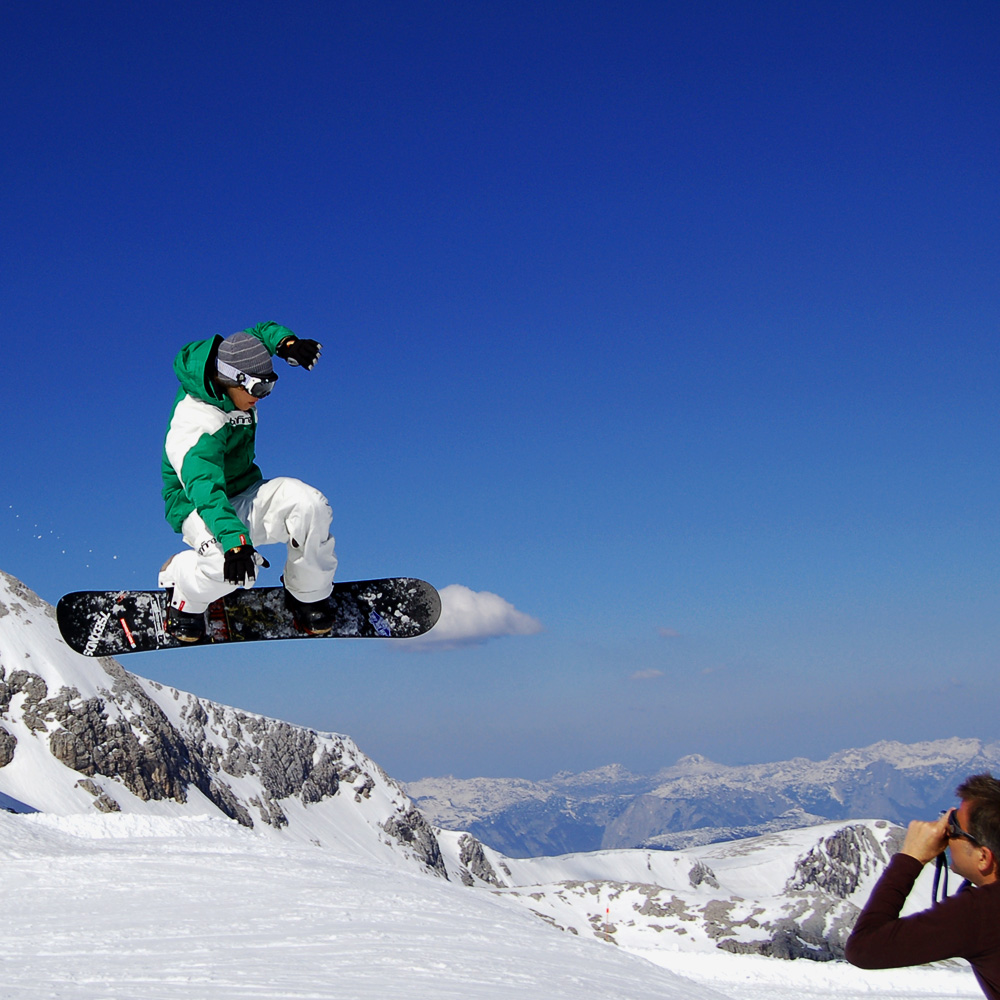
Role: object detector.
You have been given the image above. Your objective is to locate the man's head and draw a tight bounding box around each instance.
[951,773,1000,885]
[215,332,278,409]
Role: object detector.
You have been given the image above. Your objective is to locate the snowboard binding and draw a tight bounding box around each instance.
[283,587,335,635]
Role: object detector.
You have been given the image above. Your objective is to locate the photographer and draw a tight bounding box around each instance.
[846,774,1000,999]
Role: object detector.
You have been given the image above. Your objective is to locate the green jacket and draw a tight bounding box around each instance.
[161,322,294,552]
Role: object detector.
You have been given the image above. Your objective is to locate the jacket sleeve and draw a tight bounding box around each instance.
[178,429,253,551]
[178,429,252,552]
[245,321,296,354]
[845,854,979,969]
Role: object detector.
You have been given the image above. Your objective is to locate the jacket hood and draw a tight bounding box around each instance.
[173,336,231,408]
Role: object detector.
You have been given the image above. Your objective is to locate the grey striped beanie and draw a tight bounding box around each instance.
[217,331,275,378]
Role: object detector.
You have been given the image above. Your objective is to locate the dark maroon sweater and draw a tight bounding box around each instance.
[846,853,1000,999]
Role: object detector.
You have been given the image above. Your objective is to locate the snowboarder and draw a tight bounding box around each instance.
[158,322,338,642]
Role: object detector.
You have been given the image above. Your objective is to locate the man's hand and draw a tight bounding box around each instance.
[224,545,268,587]
[276,337,322,370]
[900,813,950,865]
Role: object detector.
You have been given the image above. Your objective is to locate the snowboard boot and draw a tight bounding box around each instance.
[284,588,335,635]
[165,597,206,643]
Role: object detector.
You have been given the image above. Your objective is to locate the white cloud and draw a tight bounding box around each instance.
[409,584,543,649]
[630,668,664,681]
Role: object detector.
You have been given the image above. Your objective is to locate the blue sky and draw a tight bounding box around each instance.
[3,0,999,781]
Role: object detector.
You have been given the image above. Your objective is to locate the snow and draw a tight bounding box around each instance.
[641,951,979,1000]
[0,811,730,1000]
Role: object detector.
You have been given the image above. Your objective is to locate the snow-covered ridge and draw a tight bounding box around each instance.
[440,820,911,962]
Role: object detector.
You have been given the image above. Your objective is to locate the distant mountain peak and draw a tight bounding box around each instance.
[670,753,721,771]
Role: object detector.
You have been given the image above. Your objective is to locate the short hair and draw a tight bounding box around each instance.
[957,773,1000,867]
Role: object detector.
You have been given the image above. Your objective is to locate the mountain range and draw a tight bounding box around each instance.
[406,741,1000,858]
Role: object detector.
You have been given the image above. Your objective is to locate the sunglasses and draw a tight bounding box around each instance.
[946,808,981,847]
[217,359,278,398]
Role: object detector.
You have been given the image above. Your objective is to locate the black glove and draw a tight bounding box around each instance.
[276,337,322,370]
[223,545,269,587]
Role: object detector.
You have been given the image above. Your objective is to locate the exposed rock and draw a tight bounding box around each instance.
[46,689,192,805]
[302,749,342,804]
[0,726,15,767]
[8,670,50,732]
[1,657,437,848]
[636,890,694,920]
[688,861,719,889]
[718,924,838,962]
[352,775,375,802]
[486,820,903,965]
[383,808,447,877]
[76,779,121,813]
[457,833,507,887]
[250,791,289,829]
[786,824,885,898]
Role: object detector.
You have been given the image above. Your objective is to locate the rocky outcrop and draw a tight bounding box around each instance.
[457,833,507,887]
[1,657,444,857]
[786,823,893,898]
[76,778,121,813]
[0,725,15,767]
[687,860,719,890]
[382,808,447,877]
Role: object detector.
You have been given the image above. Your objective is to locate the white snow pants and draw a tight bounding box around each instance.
[158,477,338,614]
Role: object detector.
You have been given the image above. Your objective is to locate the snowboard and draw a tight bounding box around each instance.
[56,578,441,657]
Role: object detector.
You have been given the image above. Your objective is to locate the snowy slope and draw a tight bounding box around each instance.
[0,810,732,1000]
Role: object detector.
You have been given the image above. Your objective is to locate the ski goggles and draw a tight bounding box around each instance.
[216,359,278,398]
